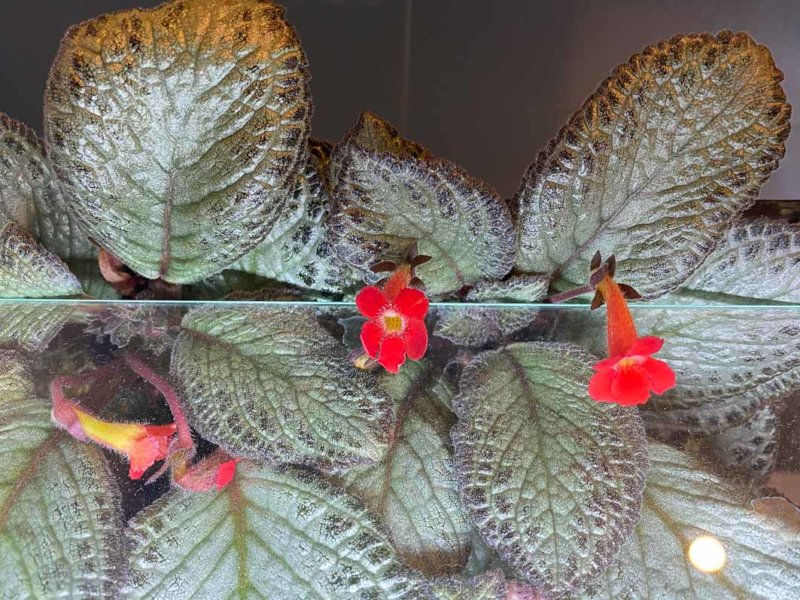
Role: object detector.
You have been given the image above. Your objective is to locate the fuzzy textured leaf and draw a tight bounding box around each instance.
[172,306,392,465]
[341,361,471,576]
[0,223,82,297]
[0,302,74,351]
[682,219,800,302]
[452,342,649,597]
[232,140,355,292]
[636,306,800,433]
[44,0,311,283]
[434,308,533,347]
[465,275,549,303]
[126,462,422,599]
[0,350,124,598]
[430,570,546,600]
[515,31,790,298]
[331,112,515,297]
[585,443,800,600]
[0,114,94,261]
[708,404,778,481]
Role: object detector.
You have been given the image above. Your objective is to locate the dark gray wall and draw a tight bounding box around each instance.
[2,0,798,198]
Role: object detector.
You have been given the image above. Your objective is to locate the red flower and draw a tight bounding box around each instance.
[172,450,242,492]
[356,267,429,373]
[588,274,676,406]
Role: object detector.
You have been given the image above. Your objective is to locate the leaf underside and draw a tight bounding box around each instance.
[515,31,790,298]
[452,342,649,597]
[585,443,800,600]
[126,462,423,599]
[331,112,516,297]
[172,306,393,466]
[44,0,312,283]
[0,350,124,599]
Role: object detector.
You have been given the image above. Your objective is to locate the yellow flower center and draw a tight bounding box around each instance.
[617,355,645,370]
[383,312,404,334]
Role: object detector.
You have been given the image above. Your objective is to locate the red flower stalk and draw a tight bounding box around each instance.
[356,264,429,373]
[588,273,676,406]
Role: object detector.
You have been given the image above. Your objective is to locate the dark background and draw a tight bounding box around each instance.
[2,0,798,199]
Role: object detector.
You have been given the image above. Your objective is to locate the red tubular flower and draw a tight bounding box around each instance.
[172,450,242,492]
[356,265,429,373]
[588,274,676,406]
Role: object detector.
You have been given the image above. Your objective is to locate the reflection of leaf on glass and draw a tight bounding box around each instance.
[452,342,648,596]
[331,112,516,297]
[126,463,423,598]
[584,443,800,600]
[430,570,547,600]
[0,303,75,351]
[44,0,312,283]
[0,350,124,598]
[708,404,778,483]
[338,361,471,576]
[515,32,790,298]
[172,307,393,466]
[636,306,800,433]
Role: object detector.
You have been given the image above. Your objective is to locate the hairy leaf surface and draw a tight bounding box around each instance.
[682,219,800,302]
[709,405,778,482]
[0,303,75,351]
[0,223,82,297]
[126,462,422,599]
[0,350,124,598]
[341,361,471,575]
[452,342,649,596]
[233,140,355,292]
[635,306,800,432]
[433,307,533,348]
[430,570,546,600]
[515,32,790,298]
[585,443,800,599]
[331,112,515,297]
[172,307,392,465]
[0,114,94,261]
[44,0,311,283]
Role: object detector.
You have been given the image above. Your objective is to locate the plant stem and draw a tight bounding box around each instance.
[544,283,594,304]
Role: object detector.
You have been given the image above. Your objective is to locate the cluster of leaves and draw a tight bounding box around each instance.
[1,0,800,598]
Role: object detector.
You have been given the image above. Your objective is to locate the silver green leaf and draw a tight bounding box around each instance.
[126,462,423,599]
[708,404,778,482]
[635,306,800,433]
[584,443,800,600]
[465,275,549,303]
[44,0,311,283]
[682,219,800,302]
[514,31,790,298]
[452,342,648,597]
[430,570,547,600]
[433,307,533,347]
[0,350,124,598]
[0,223,82,297]
[232,140,356,292]
[0,113,94,261]
[172,306,392,466]
[340,361,471,576]
[0,302,75,351]
[331,112,515,297]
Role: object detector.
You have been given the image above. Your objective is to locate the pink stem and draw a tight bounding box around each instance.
[124,354,194,452]
[544,283,594,304]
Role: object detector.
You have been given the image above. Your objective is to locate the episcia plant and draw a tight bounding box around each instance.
[0,0,799,597]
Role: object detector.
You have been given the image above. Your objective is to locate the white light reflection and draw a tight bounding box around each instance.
[688,535,727,573]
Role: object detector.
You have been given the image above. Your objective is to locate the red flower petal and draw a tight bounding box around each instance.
[593,355,621,371]
[627,336,664,357]
[402,318,428,361]
[215,460,239,489]
[588,369,616,402]
[356,286,388,318]
[360,320,383,358]
[611,367,652,406]
[378,336,406,373]
[643,357,676,394]
[395,287,429,319]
